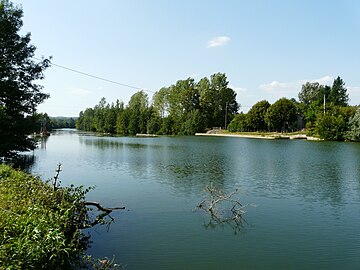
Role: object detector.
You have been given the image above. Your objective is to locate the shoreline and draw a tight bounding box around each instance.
[195,132,323,141]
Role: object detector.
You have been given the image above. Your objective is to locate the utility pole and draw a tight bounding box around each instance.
[225,102,228,130]
[324,94,326,115]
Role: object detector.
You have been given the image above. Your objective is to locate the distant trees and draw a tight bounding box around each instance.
[76,73,358,142]
[246,100,271,131]
[77,73,239,135]
[228,98,298,133]
[228,113,249,132]
[297,76,356,140]
[329,76,349,107]
[0,0,50,158]
[227,75,358,141]
[346,108,360,141]
[265,98,298,132]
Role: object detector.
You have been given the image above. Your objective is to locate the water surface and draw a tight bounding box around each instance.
[28,129,360,269]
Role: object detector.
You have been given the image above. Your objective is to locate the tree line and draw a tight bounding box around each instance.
[228,76,360,141]
[33,113,77,132]
[76,73,238,135]
[77,75,360,141]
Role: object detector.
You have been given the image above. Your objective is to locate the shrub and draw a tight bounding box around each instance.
[0,164,91,269]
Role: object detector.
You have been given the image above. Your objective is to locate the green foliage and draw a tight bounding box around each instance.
[315,113,347,141]
[315,105,355,141]
[346,107,360,141]
[179,109,203,135]
[298,82,330,105]
[297,77,350,139]
[246,100,270,131]
[0,0,50,157]
[0,164,91,269]
[50,117,77,129]
[265,98,297,132]
[329,76,349,107]
[228,113,249,132]
[33,112,52,133]
[77,73,239,136]
[127,91,149,135]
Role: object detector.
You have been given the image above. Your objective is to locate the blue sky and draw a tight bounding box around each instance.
[13,0,360,116]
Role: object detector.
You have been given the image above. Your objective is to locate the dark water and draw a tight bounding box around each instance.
[28,129,360,269]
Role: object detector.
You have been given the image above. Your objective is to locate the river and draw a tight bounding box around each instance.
[27,129,360,269]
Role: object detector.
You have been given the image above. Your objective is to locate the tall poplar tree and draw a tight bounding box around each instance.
[0,0,50,158]
[330,76,349,107]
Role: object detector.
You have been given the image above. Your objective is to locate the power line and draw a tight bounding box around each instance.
[33,57,155,93]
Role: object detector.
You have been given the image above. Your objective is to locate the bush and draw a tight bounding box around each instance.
[346,107,360,141]
[0,164,90,269]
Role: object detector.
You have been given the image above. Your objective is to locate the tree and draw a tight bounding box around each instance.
[315,113,347,141]
[198,77,213,128]
[33,112,51,133]
[297,82,331,129]
[315,105,355,141]
[0,0,50,157]
[152,87,170,118]
[346,107,360,141]
[207,73,238,128]
[329,76,349,107]
[228,113,249,132]
[246,100,271,131]
[180,109,202,135]
[298,82,329,105]
[127,90,149,135]
[265,98,297,132]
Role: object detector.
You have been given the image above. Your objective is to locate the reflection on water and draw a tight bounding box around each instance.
[8,154,36,172]
[28,129,360,270]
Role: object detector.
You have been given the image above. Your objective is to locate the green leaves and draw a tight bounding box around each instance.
[246,100,271,131]
[0,164,91,269]
[0,0,50,158]
[346,108,360,141]
[265,98,297,132]
[77,73,239,135]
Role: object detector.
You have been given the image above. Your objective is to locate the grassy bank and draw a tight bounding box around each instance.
[0,164,89,269]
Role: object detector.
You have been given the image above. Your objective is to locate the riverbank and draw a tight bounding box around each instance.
[195,131,323,141]
[0,164,89,269]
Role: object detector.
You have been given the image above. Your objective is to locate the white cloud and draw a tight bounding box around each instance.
[312,76,333,85]
[259,76,335,100]
[207,36,230,48]
[348,86,360,105]
[348,86,360,93]
[68,87,92,97]
[229,84,247,93]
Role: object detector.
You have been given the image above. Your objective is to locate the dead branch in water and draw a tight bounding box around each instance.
[84,201,125,228]
[84,201,125,213]
[51,163,125,228]
[52,163,62,190]
[198,182,249,228]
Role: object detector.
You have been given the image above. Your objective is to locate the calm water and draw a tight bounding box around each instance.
[27,129,360,270]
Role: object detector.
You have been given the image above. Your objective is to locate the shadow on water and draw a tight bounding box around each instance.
[77,135,230,195]
[6,153,36,172]
[75,133,360,207]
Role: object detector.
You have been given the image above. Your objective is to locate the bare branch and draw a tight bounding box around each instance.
[85,201,125,214]
[52,163,62,190]
[197,182,249,230]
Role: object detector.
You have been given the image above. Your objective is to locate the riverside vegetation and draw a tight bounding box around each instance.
[0,1,122,269]
[0,163,124,269]
[1,0,360,268]
[76,76,360,142]
[0,164,90,269]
